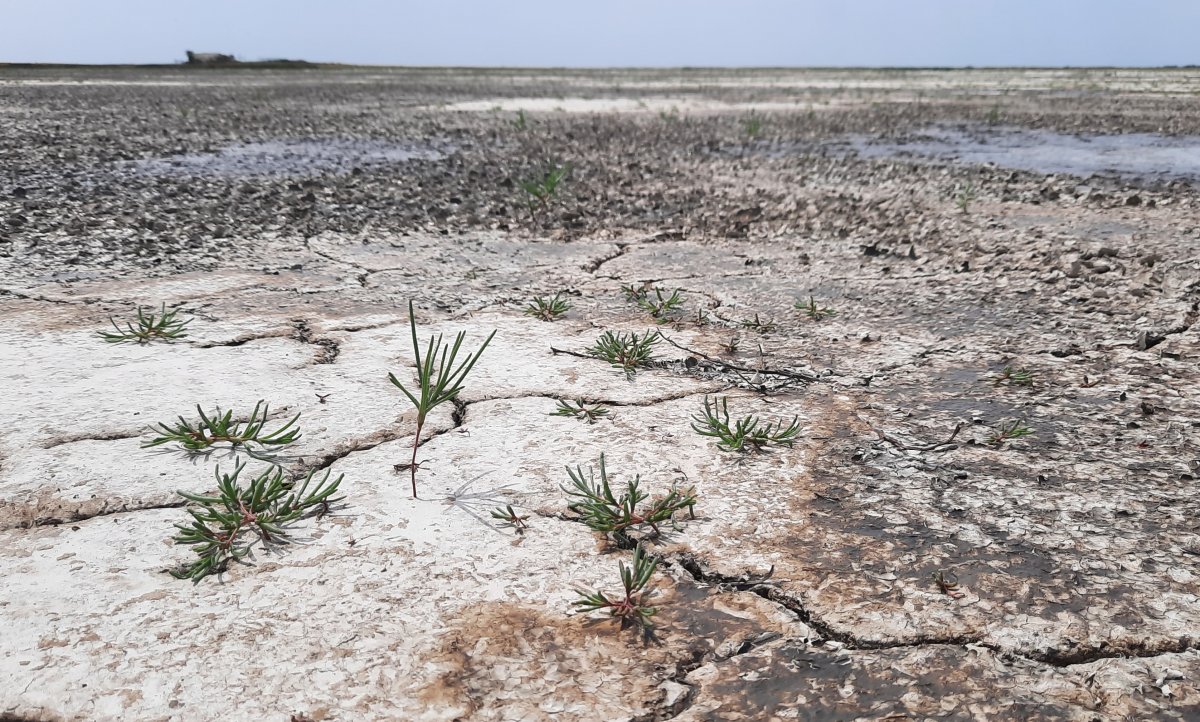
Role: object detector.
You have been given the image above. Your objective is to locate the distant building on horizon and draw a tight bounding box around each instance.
[185,50,236,65]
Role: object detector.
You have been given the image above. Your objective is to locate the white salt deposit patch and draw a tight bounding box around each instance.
[440,97,818,113]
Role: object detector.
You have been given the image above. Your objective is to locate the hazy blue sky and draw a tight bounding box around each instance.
[4,0,1200,67]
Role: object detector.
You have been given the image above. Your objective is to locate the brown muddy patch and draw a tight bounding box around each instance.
[417,574,802,721]
[683,641,1101,721]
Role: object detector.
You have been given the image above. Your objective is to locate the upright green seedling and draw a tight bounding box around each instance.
[389,301,495,498]
[796,296,837,321]
[745,115,763,139]
[692,396,801,453]
[574,543,660,630]
[171,463,343,583]
[955,184,978,214]
[525,293,571,321]
[562,453,696,542]
[144,400,300,458]
[522,164,570,216]
[99,303,191,344]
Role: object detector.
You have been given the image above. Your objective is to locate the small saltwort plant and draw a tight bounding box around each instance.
[144,401,300,457]
[562,453,696,541]
[99,304,191,344]
[796,296,837,321]
[745,115,763,139]
[574,543,659,630]
[987,419,1034,447]
[552,399,609,423]
[621,283,650,302]
[634,287,685,323]
[389,301,495,498]
[522,164,570,214]
[588,330,660,376]
[171,462,343,583]
[489,504,529,533]
[525,293,571,321]
[740,314,777,333]
[955,183,978,214]
[993,366,1034,387]
[692,396,801,453]
[514,109,528,130]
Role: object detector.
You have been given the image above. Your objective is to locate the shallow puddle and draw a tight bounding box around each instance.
[853,124,1200,182]
[126,138,445,178]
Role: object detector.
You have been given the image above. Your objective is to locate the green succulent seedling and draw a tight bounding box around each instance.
[514,109,528,130]
[745,115,763,138]
[562,453,696,541]
[552,399,610,423]
[993,366,1034,387]
[171,462,343,583]
[522,164,570,214]
[389,301,495,498]
[987,419,1034,447]
[99,304,191,344]
[144,401,300,457]
[796,296,837,321]
[490,504,529,533]
[691,396,801,453]
[740,314,777,333]
[588,330,661,376]
[621,283,649,302]
[633,287,685,323]
[574,543,659,630]
[955,184,978,214]
[525,293,571,321]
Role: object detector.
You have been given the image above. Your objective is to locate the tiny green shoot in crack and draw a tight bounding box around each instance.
[170,463,343,583]
[691,396,801,453]
[987,419,1034,447]
[573,543,659,630]
[389,301,495,498]
[99,304,191,344]
[144,401,300,457]
[514,109,528,130]
[562,453,696,541]
[551,399,610,423]
[525,293,571,321]
[796,296,837,321]
[588,330,661,376]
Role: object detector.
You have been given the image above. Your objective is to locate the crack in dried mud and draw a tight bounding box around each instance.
[673,551,1200,671]
[582,243,631,274]
[291,319,340,364]
[40,430,144,450]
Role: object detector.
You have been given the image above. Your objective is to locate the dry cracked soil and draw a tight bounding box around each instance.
[2,66,1200,721]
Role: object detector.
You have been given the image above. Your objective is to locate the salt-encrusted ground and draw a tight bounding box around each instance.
[2,66,1199,720]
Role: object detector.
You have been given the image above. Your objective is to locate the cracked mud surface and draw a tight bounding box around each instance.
[2,66,1200,720]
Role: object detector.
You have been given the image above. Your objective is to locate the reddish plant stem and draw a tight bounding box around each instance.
[410,420,422,498]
